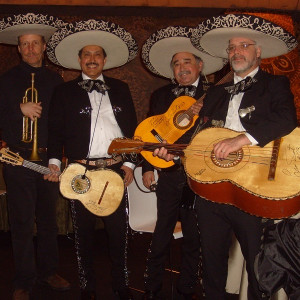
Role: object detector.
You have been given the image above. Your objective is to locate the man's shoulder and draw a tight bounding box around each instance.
[152,83,174,96]
[0,64,21,79]
[103,75,129,88]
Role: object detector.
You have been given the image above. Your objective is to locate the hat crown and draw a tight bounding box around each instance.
[142,25,227,78]
[191,14,298,59]
[46,19,138,70]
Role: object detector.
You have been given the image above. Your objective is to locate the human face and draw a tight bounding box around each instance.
[78,45,106,79]
[228,37,261,78]
[18,34,46,68]
[171,52,202,85]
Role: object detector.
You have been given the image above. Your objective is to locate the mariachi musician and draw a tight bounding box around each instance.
[140,26,226,299]
[154,14,298,300]
[44,19,138,300]
[0,13,70,300]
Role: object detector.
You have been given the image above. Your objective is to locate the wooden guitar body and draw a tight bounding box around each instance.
[59,163,124,216]
[184,127,300,218]
[0,149,124,217]
[134,95,197,168]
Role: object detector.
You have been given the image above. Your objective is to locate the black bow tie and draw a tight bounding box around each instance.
[225,76,257,96]
[78,79,110,94]
[172,85,197,97]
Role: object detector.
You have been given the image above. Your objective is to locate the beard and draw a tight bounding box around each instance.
[230,54,258,75]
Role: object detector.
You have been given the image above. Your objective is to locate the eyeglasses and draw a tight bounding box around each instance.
[226,43,256,54]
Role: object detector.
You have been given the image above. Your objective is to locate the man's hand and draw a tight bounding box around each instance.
[153,146,175,162]
[44,164,60,182]
[121,165,133,187]
[190,100,203,115]
[20,102,42,121]
[213,134,251,159]
[142,171,155,190]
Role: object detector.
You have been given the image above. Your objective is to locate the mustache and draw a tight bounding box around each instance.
[231,54,246,62]
[178,70,191,76]
[86,62,99,67]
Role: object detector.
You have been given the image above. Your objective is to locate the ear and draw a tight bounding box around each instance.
[17,45,21,54]
[198,60,203,71]
[256,46,262,58]
[103,57,107,66]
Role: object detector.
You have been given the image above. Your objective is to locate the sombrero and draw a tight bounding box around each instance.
[46,19,138,70]
[0,13,66,44]
[191,14,298,59]
[141,26,227,78]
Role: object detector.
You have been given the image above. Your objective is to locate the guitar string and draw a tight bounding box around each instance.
[122,144,280,166]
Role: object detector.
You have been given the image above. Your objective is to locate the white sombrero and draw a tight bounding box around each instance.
[191,14,298,59]
[0,13,66,44]
[46,19,138,70]
[141,26,227,78]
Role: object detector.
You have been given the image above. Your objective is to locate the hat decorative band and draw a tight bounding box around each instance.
[0,13,65,31]
[142,25,227,78]
[47,19,138,70]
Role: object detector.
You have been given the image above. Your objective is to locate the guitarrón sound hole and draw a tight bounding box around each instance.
[211,149,244,168]
[71,175,91,194]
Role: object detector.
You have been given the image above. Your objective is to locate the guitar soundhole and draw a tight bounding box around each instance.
[211,149,244,168]
[174,111,192,129]
[71,175,91,194]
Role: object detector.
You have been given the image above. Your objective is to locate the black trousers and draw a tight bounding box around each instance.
[145,168,200,294]
[70,162,129,292]
[3,164,59,290]
[195,197,266,300]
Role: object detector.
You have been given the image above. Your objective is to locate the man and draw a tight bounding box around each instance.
[140,26,226,299]
[45,19,138,300]
[155,14,298,300]
[0,13,70,300]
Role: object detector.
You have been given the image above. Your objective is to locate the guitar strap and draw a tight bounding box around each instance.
[190,70,234,140]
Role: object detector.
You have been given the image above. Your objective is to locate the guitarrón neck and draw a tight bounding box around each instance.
[142,142,188,156]
[23,160,51,175]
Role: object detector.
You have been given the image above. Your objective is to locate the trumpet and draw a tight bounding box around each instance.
[22,73,41,161]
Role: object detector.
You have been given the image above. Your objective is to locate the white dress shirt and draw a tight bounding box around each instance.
[50,73,133,169]
[225,67,259,145]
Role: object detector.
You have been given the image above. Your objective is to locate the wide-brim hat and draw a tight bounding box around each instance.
[0,13,66,44]
[46,19,138,70]
[191,14,298,59]
[141,26,227,78]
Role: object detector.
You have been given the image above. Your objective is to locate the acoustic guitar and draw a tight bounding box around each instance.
[134,71,233,169]
[108,127,300,218]
[0,148,124,217]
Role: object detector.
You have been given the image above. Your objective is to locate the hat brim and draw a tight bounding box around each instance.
[200,28,290,59]
[142,26,227,78]
[46,20,138,70]
[0,13,66,45]
[54,31,129,70]
[0,24,56,44]
[192,14,298,59]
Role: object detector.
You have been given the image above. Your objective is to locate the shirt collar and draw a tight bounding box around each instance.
[234,67,259,84]
[179,76,199,87]
[82,73,104,82]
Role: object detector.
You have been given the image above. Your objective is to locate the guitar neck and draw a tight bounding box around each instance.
[185,70,234,117]
[22,160,51,175]
[142,142,188,156]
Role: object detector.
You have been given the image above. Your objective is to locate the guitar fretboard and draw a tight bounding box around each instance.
[23,160,51,175]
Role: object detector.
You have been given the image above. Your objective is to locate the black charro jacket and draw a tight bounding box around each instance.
[200,69,297,146]
[47,74,137,162]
